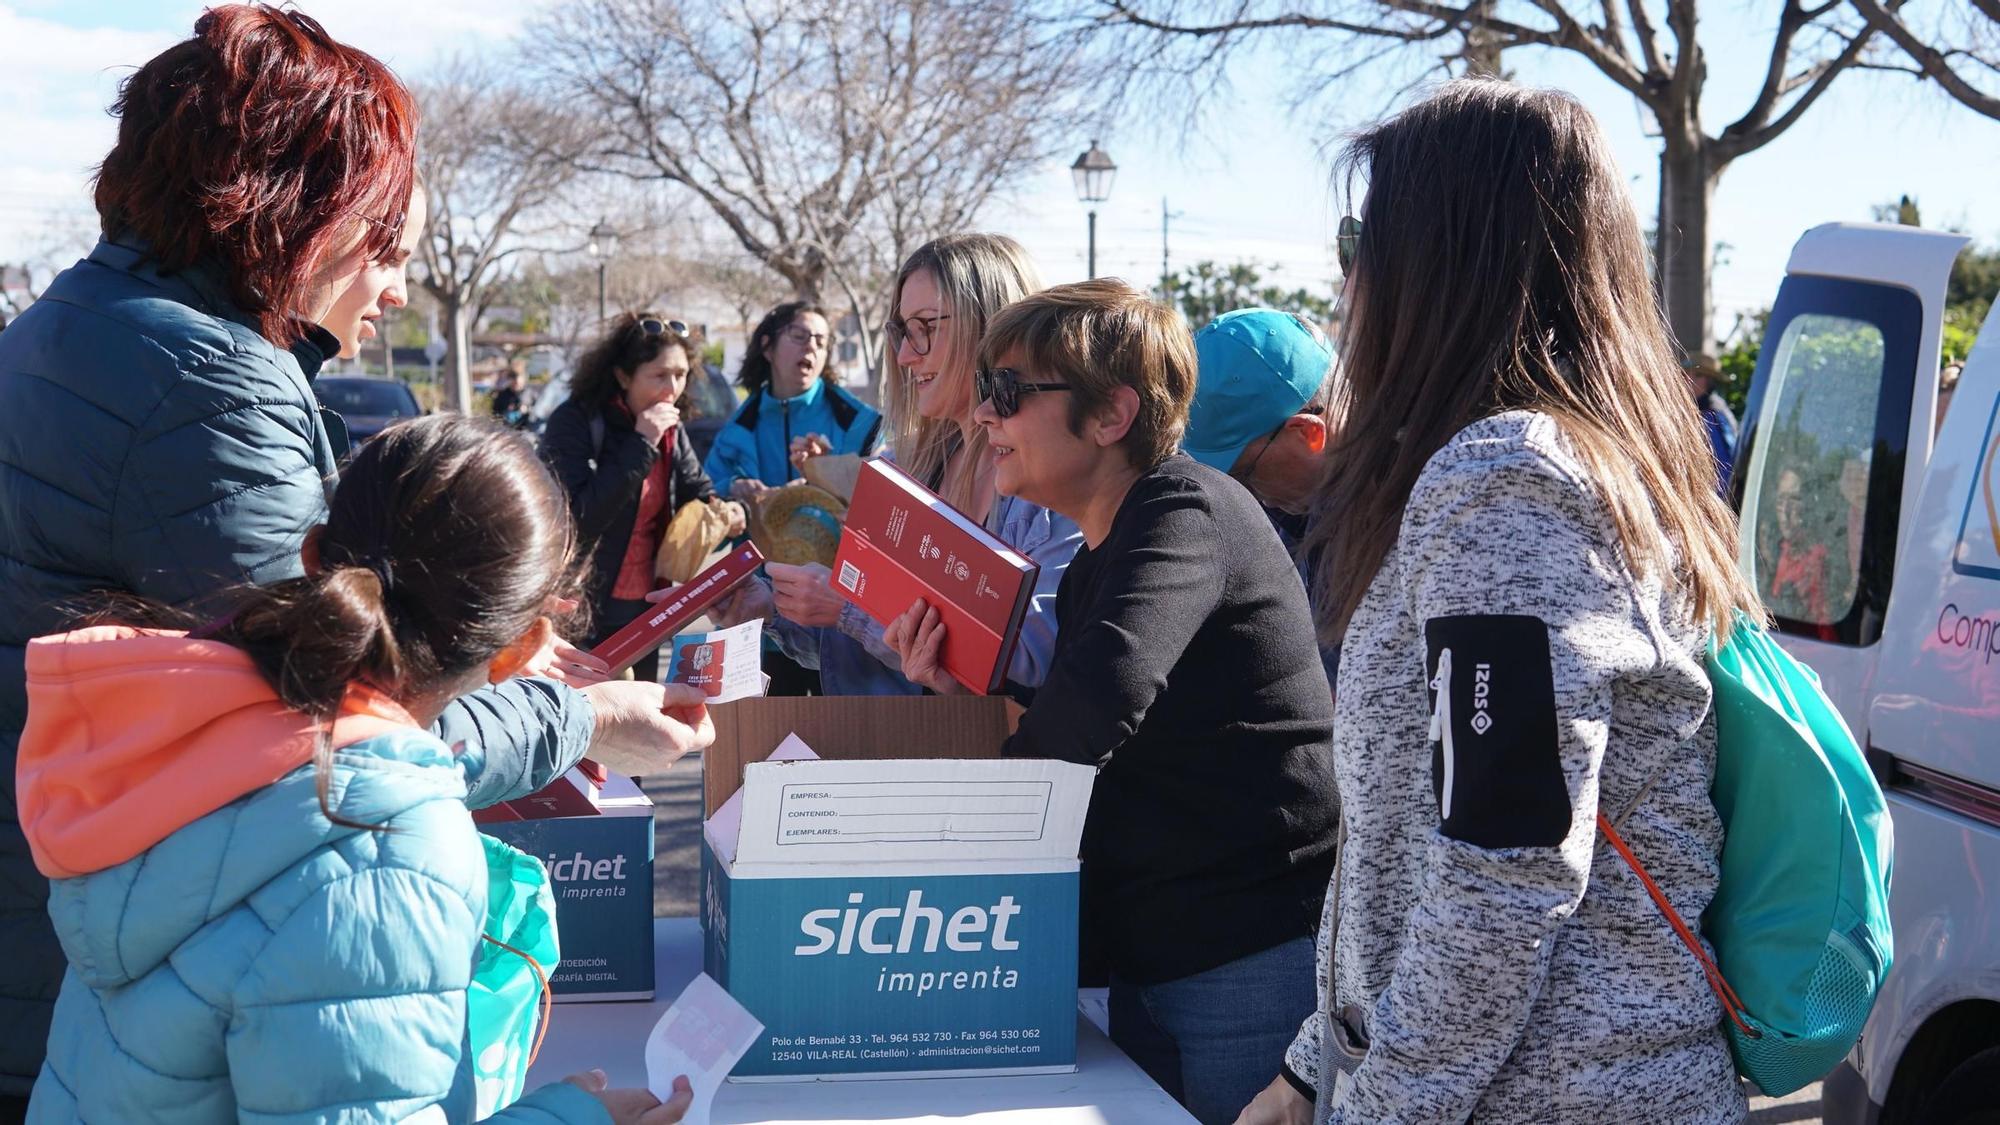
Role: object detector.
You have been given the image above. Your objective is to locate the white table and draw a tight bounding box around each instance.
[526,919,1197,1124]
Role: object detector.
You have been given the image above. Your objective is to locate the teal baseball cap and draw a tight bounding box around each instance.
[1184,309,1334,472]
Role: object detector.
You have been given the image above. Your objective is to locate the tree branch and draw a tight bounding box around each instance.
[1627,0,1667,76]
[1849,0,2000,118]
[1715,23,1874,159]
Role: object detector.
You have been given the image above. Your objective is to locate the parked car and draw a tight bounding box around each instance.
[1727,223,1998,1125]
[529,363,739,465]
[312,375,422,446]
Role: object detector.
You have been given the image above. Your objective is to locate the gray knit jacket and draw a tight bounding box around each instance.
[1285,413,1747,1124]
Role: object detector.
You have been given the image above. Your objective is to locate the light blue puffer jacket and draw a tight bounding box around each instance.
[30,727,610,1125]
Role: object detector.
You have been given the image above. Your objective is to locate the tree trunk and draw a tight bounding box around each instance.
[445,297,475,413]
[1657,140,1721,358]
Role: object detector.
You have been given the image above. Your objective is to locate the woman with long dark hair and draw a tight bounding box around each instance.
[542,313,744,682]
[1238,80,1763,1124]
[701,301,881,500]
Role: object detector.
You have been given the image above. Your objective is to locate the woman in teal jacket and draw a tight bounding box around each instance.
[701,301,882,501]
[21,417,695,1124]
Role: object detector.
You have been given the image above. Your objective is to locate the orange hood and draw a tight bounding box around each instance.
[18,626,420,879]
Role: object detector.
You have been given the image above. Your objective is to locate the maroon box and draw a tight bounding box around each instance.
[831,457,1038,694]
[589,542,764,675]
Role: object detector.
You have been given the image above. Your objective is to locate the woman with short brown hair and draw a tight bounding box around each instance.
[888,279,1338,1125]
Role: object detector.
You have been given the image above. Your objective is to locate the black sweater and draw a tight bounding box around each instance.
[1003,456,1338,984]
[540,396,719,635]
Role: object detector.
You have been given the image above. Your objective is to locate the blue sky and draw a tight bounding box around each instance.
[6,1,1997,340]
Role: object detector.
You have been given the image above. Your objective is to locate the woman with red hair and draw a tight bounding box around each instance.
[0,7,703,1120]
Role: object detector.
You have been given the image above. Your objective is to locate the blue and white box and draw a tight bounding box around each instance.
[702,742,1094,1080]
[480,772,656,1001]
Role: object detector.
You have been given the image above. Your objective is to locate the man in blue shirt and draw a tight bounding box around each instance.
[1686,353,1739,495]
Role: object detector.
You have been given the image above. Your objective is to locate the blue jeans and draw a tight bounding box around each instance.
[1110,937,1316,1125]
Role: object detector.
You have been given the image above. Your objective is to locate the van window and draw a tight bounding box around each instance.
[1735,277,1921,647]
[1747,315,1882,625]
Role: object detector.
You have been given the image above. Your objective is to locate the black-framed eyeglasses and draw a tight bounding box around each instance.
[1231,427,1281,488]
[779,326,830,348]
[1336,215,1362,274]
[975,366,1070,419]
[884,313,952,358]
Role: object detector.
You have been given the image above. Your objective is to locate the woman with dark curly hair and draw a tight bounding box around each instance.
[541,313,745,682]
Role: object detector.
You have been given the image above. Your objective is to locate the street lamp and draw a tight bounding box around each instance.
[587,218,618,322]
[1070,140,1117,278]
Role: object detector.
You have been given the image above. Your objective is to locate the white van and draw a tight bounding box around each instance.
[1728,223,1999,1124]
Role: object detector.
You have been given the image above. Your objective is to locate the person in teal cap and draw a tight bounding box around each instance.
[1184,308,1341,688]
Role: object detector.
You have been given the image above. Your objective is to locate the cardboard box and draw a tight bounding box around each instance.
[699,697,1091,1081]
[479,772,656,1001]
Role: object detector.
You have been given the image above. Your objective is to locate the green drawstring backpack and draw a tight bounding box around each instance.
[468,835,562,1117]
[1599,611,1895,1097]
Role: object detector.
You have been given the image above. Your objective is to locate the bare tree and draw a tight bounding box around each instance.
[2,210,99,319]
[536,0,1101,375]
[1086,1,2000,355]
[410,57,592,411]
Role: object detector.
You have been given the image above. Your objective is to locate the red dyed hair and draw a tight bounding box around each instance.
[93,4,418,345]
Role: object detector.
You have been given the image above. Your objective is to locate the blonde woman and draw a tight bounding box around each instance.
[720,234,1082,696]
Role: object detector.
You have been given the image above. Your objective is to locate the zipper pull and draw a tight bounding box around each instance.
[1431,647,1455,820]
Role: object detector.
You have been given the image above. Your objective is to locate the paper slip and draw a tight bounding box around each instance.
[645,972,764,1124]
[662,619,766,703]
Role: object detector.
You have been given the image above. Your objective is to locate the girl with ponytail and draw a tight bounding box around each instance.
[17,416,692,1124]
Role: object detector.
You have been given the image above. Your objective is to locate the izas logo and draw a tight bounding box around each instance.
[1470,662,1494,734]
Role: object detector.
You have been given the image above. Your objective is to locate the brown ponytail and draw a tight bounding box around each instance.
[86,416,586,830]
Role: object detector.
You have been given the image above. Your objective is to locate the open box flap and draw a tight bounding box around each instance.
[731,757,1093,865]
[702,696,1021,816]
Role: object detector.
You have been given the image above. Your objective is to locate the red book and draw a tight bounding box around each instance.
[589,542,765,675]
[831,457,1038,694]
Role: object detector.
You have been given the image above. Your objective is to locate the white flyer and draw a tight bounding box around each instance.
[661,619,765,703]
[644,972,764,1125]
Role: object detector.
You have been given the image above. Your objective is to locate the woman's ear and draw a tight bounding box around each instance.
[488,616,554,684]
[300,526,327,577]
[1091,386,1141,448]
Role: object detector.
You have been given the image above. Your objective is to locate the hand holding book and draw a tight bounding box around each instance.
[883,598,964,695]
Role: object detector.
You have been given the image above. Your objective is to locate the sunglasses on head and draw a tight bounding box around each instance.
[1336,215,1362,274]
[636,316,691,339]
[974,366,1070,418]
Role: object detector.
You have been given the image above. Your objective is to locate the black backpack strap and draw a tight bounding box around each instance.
[589,413,606,461]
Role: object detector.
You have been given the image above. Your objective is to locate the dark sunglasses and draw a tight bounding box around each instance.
[1336,215,1362,274]
[975,366,1070,418]
[636,315,691,339]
